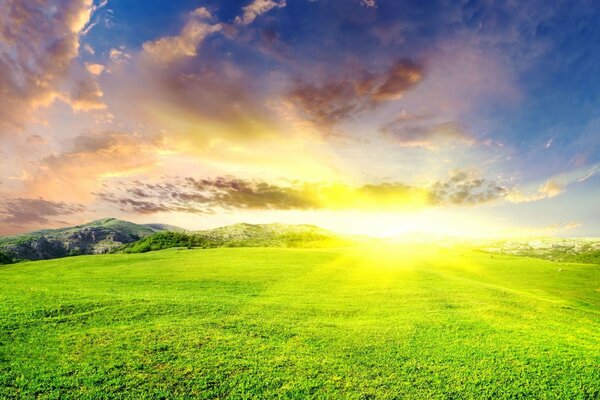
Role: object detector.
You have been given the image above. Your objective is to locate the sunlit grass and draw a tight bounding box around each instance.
[0,245,599,398]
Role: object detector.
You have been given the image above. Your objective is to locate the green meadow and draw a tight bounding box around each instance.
[0,245,599,399]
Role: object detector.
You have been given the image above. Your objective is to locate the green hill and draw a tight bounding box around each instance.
[0,245,598,398]
[0,220,347,263]
[118,223,347,253]
[0,218,161,263]
[481,238,600,264]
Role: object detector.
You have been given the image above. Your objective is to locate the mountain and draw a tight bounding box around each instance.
[117,223,349,254]
[0,218,174,263]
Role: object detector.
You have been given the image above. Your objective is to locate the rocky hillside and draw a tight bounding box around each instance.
[0,218,179,263]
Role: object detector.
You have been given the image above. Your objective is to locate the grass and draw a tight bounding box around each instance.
[0,245,599,399]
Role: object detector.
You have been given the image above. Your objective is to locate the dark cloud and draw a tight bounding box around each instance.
[287,80,369,128]
[288,59,423,127]
[431,171,507,205]
[95,177,314,214]
[371,59,422,101]
[0,197,85,226]
[96,173,507,215]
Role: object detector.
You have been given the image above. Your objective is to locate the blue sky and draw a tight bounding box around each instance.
[0,0,599,237]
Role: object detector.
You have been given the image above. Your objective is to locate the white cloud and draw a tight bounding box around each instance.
[85,63,106,75]
[360,0,377,8]
[234,0,286,26]
[142,7,222,65]
[109,47,132,63]
[83,43,95,54]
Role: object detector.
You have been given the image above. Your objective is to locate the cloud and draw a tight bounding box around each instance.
[85,63,105,76]
[0,0,95,134]
[370,60,422,101]
[96,177,320,214]
[106,38,286,150]
[0,197,85,227]
[83,43,95,54]
[431,171,507,205]
[21,131,164,201]
[360,0,377,8]
[109,47,131,63]
[235,0,287,26]
[25,135,48,145]
[380,116,474,149]
[287,80,371,128]
[561,221,582,231]
[577,166,598,183]
[66,74,106,111]
[287,60,423,127]
[506,179,565,203]
[142,8,222,65]
[95,172,507,215]
[530,221,583,236]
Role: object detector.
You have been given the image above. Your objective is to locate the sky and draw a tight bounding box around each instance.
[1,0,600,238]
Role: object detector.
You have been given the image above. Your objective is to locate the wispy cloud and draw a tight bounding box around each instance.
[235,0,287,26]
[20,131,164,201]
[506,179,565,203]
[0,197,85,226]
[360,0,377,8]
[380,117,474,149]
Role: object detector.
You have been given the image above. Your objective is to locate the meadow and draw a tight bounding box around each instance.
[0,244,599,399]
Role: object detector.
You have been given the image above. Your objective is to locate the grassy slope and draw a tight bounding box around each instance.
[117,223,347,253]
[0,246,598,399]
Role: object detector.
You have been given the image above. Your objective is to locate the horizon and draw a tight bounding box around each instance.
[3,215,599,241]
[1,0,600,238]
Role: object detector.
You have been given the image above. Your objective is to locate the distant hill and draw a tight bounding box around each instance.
[117,223,349,254]
[0,218,179,263]
[481,238,600,264]
[0,220,348,263]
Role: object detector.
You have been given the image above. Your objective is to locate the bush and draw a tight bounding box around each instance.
[0,251,13,265]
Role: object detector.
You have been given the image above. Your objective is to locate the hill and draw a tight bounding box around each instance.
[0,245,598,398]
[0,218,174,263]
[481,237,600,264]
[117,223,348,253]
[0,220,346,263]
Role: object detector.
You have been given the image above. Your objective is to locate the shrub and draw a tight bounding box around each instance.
[0,251,13,265]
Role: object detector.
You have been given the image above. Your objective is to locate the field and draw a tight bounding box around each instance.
[1,245,599,399]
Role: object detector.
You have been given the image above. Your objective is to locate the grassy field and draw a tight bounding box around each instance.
[0,245,599,399]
